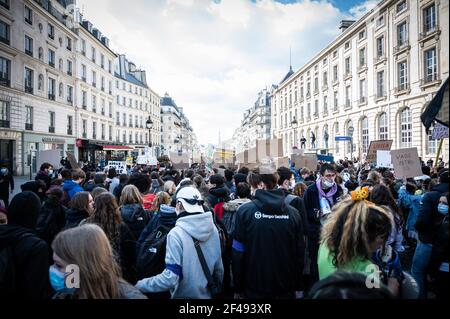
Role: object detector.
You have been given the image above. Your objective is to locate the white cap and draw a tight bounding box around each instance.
[414,175,431,181]
[176,186,205,213]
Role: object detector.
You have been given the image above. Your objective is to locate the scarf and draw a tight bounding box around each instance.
[316,176,338,206]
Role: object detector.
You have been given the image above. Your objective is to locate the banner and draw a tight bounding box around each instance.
[432,123,449,140]
[292,154,318,170]
[390,148,422,179]
[366,140,393,163]
[107,161,127,174]
[376,150,392,168]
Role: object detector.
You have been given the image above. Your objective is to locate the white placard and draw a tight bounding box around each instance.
[106,161,127,174]
[376,150,393,168]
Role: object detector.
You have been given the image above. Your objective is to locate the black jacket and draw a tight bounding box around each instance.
[117,222,138,285]
[35,200,67,246]
[415,183,448,244]
[35,171,51,191]
[231,189,305,298]
[207,186,231,208]
[0,224,50,299]
[64,208,89,229]
[280,188,310,235]
[428,215,448,277]
[120,204,152,240]
[0,172,14,194]
[303,182,343,239]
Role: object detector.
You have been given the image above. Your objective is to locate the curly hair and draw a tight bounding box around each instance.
[321,198,392,268]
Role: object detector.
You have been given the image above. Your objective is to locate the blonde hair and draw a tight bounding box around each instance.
[321,198,392,268]
[120,184,143,206]
[164,181,176,195]
[152,191,171,211]
[52,224,121,299]
[91,187,108,200]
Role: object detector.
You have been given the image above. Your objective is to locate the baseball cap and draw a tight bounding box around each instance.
[176,186,205,213]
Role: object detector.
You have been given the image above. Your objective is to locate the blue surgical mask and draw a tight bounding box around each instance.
[49,266,75,294]
[438,203,448,215]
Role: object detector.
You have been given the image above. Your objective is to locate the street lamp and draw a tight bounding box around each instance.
[146,117,153,155]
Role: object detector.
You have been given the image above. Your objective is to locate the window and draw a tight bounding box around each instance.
[101,99,105,115]
[66,37,72,51]
[92,95,97,112]
[424,48,437,83]
[307,103,311,119]
[67,86,73,103]
[108,60,112,73]
[0,57,10,87]
[80,39,86,55]
[49,111,55,132]
[323,72,328,86]
[81,64,86,82]
[333,50,337,58]
[344,41,350,50]
[379,112,388,140]
[48,78,55,100]
[0,100,10,127]
[359,47,366,67]
[423,4,436,34]
[376,36,384,58]
[333,65,338,82]
[101,54,105,68]
[122,113,126,126]
[323,58,327,65]
[38,47,43,60]
[377,70,385,98]
[92,71,96,87]
[67,115,73,135]
[116,112,120,125]
[306,83,311,97]
[91,47,96,63]
[82,119,87,138]
[24,67,33,93]
[0,20,10,45]
[359,79,366,103]
[101,124,105,139]
[48,24,54,39]
[345,85,351,107]
[109,125,112,140]
[25,106,33,130]
[38,74,43,90]
[92,122,97,139]
[376,14,385,27]
[25,35,33,56]
[58,58,63,71]
[82,91,87,108]
[323,96,328,114]
[24,6,33,25]
[67,60,72,76]
[358,29,366,40]
[333,91,338,111]
[361,117,369,153]
[427,128,437,154]
[345,57,351,75]
[116,80,119,89]
[314,100,319,117]
[314,78,318,92]
[400,108,412,148]
[0,0,9,9]
[48,49,55,67]
[334,123,339,153]
[397,0,407,13]
[397,21,408,46]
[398,60,408,90]
[58,82,63,98]
[101,77,105,91]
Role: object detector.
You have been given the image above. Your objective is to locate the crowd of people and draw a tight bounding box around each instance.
[0,157,448,300]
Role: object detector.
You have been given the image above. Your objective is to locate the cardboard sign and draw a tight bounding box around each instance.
[259,158,277,174]
[432,123,449,140]
[376,150,392,168]
[66,152,80,169]
[257,138,283,161]
[366,140,393,163]
[292,154,318,170]
[107,161,127,174]
[236,150,248,165]
[170,152,190,170]
[275,157,290,169]
[37,150,61,171]
[390,148,422,179]
[136,155,157,166]
[248,147,258,164]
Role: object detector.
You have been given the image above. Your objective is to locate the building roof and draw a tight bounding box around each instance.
[161,93,179,109]
[114,72,149,88]
[280,66,294,85]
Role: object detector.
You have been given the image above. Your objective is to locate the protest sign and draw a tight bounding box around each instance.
[390,148,422,179]
[236,150,248,165]
[275,157,290,169]
[292,154,318,170]
[37,150,61,171]
[248,147,258,164]
[66,152,80,169]
[366,140,393,163]
[432,123,449,140]
[376,150,392,168]
[170,152,190,170]
[136,155,157,166]
[107,161,127,174]
[257,138,283,161]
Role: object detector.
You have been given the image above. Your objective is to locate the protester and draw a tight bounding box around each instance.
[128,173,155,211]
[232,170,306,298]
[150,172,164,194]
[51,224,146,299]
[62,169,86,200]
[113,174,129,202]
[135,187,224,298]
[84,173,108,192]
[35,162,53,191]
[64,192,94,229]
[207,174,231,210]
[0,166,14,208]
[293,182,308,198]
[0,192,50,298]
[20,180,47,203]
[107,168,120,194]
[91,187,108,200]
[119,185,152,240]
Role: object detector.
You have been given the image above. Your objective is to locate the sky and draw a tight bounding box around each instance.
[76,0,378,146]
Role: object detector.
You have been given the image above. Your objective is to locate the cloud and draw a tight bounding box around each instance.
[76,0,374,145]
[348,0,379,19]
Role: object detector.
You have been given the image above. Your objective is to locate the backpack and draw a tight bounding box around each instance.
[121,206,151,241]
[136,223,173,280]
[35,203,66,245]
[213,202,225,220]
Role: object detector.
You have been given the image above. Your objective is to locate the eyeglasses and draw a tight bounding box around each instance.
[324,174,336,178]
[178,198,204,206]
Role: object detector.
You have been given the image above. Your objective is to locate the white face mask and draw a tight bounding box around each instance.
[323,180,335,189]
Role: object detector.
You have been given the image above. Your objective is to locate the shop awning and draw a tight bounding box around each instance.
[103,146,134,151]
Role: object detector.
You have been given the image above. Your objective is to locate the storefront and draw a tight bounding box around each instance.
[23,133,77,176]
[77,140,132,166]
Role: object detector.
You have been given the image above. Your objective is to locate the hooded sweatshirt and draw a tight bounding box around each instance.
[135,211,224,299]
[62,180,84,199]
[120,203,151,240]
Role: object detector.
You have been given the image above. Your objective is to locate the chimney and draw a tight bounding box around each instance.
[339,20,355,32]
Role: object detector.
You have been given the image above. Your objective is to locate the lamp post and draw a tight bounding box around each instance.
[348,126,354,161]
[146,117,153,156]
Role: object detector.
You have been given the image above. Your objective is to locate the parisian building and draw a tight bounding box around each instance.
[272,0,449,161]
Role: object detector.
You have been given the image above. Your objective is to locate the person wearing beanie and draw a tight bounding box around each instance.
[412,168,449,299]
[20,180,47,203]
[0,192,50,298]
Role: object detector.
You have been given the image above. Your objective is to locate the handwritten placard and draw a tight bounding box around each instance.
[366,140,393,163]
[390,148,422,179]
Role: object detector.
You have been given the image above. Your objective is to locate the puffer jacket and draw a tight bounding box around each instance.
[120,203,152,240]
[222,198,251,236]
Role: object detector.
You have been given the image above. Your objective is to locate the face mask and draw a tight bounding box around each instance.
[323,180,335,189]
[49,266,75,294]
[48,169,54,175]
[438,203,448,215]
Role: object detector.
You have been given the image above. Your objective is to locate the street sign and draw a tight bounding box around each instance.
[317,154,334,162]
[335,136,352,141]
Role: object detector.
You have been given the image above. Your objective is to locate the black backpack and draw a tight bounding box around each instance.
[35,203,66,245]
[136,223,173,280]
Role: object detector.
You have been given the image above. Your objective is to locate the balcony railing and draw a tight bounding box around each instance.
[67,97,73,104]
[421,74,440,85]
[0,78,10,87]
[49,126,55,133]
[359,96,367,104]
[0,36,10,45]
[49,61,55,68]
[82,133,87,138]
[419,26,439,40]
[0,120,10,128]
[25,86,33,94]
[394,42,410,54]
[394,83,410,93]
[25,49,33,57]
[48,93,55,101]
[25,18,32,25]
[48,33,54,40]
[82,104,87,110]
[0,1,9,9]
[67,128,73,135]
[376,92,387,100]
[25,123,33,130]
[67,71,72,76]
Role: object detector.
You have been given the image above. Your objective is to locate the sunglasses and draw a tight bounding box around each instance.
[178,198,205,206]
